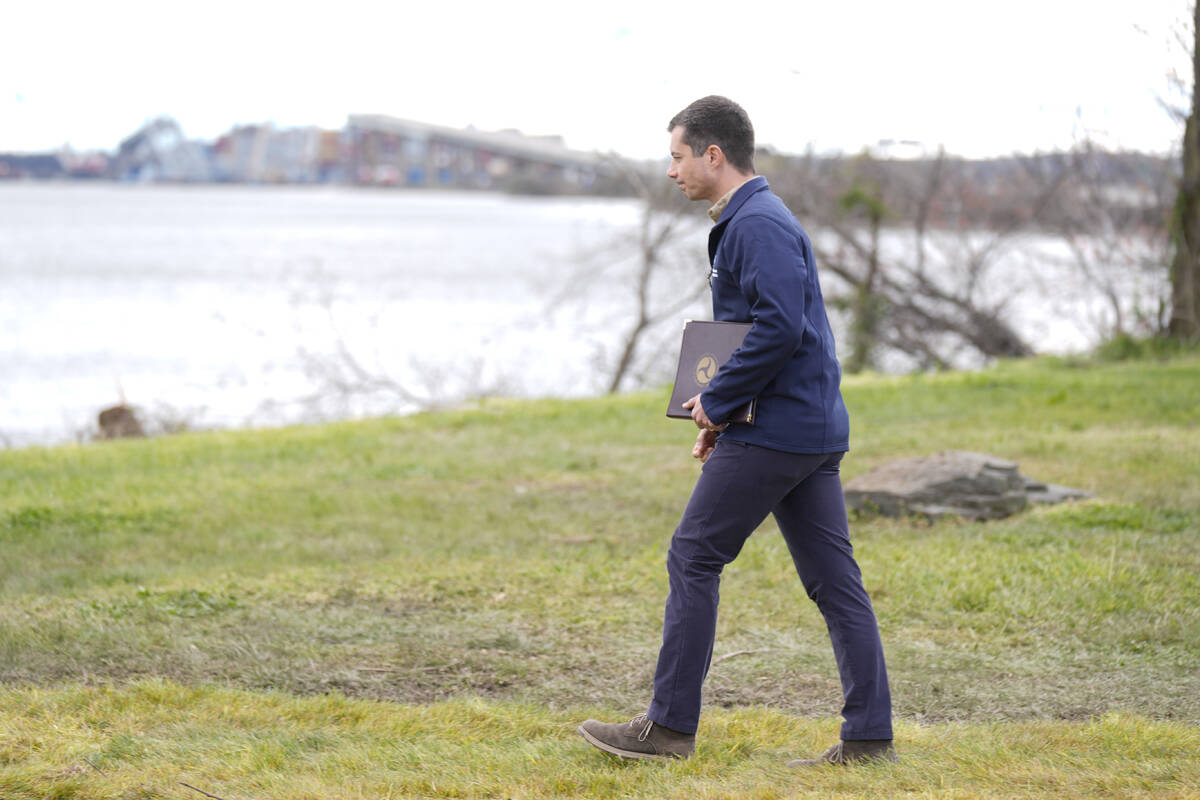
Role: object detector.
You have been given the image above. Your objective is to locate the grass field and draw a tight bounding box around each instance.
[2,354,1198,799]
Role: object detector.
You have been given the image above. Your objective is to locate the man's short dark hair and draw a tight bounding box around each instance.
[668,95,755,174]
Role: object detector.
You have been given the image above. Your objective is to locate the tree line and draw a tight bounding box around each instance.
[595,20,1200,389]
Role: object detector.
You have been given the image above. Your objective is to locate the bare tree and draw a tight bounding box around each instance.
[1048,141,1173,340]
[284,291,514,422]
[1169,2,1200,341]
[768,149,1046,371]
[552,160,710,393]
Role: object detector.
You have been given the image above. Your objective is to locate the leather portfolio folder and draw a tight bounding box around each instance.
[666,320,756,424]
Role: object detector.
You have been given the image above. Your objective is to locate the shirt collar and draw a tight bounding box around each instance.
[707,175,758,223]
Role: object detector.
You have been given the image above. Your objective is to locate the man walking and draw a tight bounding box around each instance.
[578,96,895,765]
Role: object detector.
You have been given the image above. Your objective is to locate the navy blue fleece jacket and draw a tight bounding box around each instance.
[700,176,849,454]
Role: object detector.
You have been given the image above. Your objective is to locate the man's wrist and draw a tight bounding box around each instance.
[699,393,723,426]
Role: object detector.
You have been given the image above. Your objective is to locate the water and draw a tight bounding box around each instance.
[0,183,1163,449]
[1,183,712,448]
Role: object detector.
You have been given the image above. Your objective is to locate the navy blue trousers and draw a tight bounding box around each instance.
[647,440,893,740]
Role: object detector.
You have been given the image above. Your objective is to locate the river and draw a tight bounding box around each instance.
[0,183,1158,448]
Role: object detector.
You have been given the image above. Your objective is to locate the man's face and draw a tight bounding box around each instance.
[667,126,714,202]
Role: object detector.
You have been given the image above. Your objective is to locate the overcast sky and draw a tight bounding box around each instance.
[0,0,1192,160]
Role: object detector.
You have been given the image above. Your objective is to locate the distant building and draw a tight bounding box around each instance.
[57,147,109,179]
[872,139,932,160]
[343,114,603,192]
[0,153,65,179]
[6,113,620,194]
[212,124,341,183]
[109,117,213,182]
[211,125,265,182]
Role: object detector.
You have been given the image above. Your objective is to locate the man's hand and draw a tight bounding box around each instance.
[692,428,718,462]
[682,393,725,432]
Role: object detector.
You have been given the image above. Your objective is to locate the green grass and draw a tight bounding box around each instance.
[2,682,1197,800]
[2,355,1199,798]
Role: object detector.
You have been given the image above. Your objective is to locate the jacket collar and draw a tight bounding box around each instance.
[714,175,768,226]
[707,175,769,264]
[700,173,768,262]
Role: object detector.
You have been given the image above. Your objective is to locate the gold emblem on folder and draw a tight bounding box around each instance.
[695,354,719,386]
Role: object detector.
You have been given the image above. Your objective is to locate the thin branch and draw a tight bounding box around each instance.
[357,660,463,673]
[181,783,232,800]
[711,648,771,665]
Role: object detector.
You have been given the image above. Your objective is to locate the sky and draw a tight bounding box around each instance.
[0,0,1193,160]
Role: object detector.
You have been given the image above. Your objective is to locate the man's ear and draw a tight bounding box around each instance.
[705,144,724,168]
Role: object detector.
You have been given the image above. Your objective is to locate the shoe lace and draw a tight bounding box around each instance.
[825,742,844,763]
[630,713,654,742]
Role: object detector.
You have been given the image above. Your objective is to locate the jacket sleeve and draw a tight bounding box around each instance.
[700,215,809,425]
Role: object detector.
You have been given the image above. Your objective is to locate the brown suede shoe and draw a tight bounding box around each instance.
[578,713,696,760]
[787,739,898,766]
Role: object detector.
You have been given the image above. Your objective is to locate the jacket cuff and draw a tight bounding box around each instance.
[701,389,737,426]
